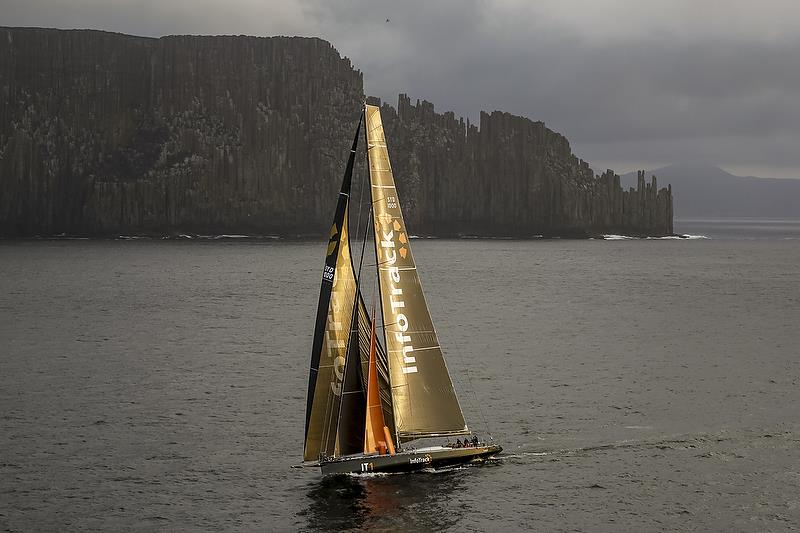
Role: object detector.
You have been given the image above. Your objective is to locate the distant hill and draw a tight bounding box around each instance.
[620,164,800,218]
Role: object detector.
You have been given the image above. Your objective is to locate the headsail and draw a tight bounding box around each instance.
[364,104,469,442]
[304,119,362,462]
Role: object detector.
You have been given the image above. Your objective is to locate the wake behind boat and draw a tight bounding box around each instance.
[302,104,501,475]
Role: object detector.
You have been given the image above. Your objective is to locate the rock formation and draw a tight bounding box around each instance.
[377,96,672,236]
[0,27,672,238]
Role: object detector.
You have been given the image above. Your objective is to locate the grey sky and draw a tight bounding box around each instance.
[4,0,800,178]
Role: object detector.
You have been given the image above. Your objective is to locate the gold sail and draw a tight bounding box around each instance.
[304,119,364,462]
[364,104,469,441]
[304,205,360,461]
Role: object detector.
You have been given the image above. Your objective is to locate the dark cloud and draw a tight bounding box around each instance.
[3,0,800,177]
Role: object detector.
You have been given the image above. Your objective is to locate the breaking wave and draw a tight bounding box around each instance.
[602,234,708,240]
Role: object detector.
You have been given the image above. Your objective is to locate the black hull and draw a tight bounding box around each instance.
[319,445,502,475]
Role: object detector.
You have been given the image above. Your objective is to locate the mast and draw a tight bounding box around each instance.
[364,104,469,442]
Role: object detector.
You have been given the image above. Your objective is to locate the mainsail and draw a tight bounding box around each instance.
[304,120,363,461]
[304,117,396,461]
[364,104,469,442]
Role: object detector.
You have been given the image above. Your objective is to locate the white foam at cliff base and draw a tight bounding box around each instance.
[647,234,708,240]
[604,234,708,240]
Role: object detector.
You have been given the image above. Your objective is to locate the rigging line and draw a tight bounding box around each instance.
[430,293,494,442]
[331,182,374,454]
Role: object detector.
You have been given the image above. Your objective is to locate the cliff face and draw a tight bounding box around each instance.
[1,27,363,236]
[0,27,672,237]
[378,96,672,236]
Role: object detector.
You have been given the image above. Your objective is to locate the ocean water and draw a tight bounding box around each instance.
[675,217,800,240]
[1,223,799,531]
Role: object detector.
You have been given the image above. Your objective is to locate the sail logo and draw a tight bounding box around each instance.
[379,218,417,375]
[326,296,347,396]
[322,224,338,283]
[326,223,339,257]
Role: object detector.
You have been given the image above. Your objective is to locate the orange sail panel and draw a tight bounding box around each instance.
[364,303,392,455]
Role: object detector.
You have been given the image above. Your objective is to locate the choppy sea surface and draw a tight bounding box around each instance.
[1,219,799,532]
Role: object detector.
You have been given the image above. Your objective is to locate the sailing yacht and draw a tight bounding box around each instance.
[303,104,502,475]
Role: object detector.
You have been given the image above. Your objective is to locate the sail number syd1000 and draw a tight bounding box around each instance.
[323,264,335,282]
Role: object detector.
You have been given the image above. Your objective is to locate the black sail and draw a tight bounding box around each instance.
[332,305,367,456]
[304,119,362,461]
